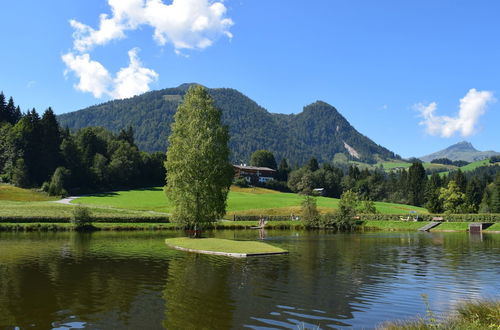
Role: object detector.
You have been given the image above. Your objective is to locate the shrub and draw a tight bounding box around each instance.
[233,177,249,187]
[301,196,320,227]
[71,205,94,230]
[48,167,70,197]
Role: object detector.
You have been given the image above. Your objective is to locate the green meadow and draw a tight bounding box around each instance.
[74,185,427,216]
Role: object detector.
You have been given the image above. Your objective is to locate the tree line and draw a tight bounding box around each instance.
[0,92,165,195]
[248,149,500,214]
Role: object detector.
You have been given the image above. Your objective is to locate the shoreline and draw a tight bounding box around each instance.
[1,220,499,233]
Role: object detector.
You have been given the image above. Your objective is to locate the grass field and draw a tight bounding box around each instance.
[361,221,431,231]
[0,184,57,201]
[165,237,287,255]
[430,222,470,231]
[74,186,428,216]
[460,159,500,171]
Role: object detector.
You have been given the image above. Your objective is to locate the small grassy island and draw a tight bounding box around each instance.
[165,237,288,257]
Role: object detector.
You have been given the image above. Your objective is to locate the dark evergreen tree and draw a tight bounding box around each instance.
[307,157,319,172]
[118,125,135,147]
[425,173,443,213]
[451,169,467,192]
[276,158,291,181]
[408,162,427,206]
[5,97,17,124]
[40,107,63,182]
[466,177,483,212]
[0,92,6,123]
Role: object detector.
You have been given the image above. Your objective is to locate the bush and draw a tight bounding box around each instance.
[260,179,290,192]
[71,205,94,230]
[301,196,320,227]
[48,167,70,197]
[233,177,249,188]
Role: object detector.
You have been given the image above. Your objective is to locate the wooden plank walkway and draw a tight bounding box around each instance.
[419,222,442,232]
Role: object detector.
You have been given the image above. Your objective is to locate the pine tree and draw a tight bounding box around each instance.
[425,173,443,213]
[40,107,63,182]
[276,158,291,181]
[408,162,427,206]
[5,97,17,124]
[165,85,233,229]
[491,173,500,213]
[0,92,6,123]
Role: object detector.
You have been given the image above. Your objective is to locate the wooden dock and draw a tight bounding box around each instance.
[419,222,442,232]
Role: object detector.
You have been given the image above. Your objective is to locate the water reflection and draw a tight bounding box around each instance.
[0,231,498,329]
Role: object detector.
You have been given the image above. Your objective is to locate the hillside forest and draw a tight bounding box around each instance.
[1,91,500,213]
[58,84,399,165]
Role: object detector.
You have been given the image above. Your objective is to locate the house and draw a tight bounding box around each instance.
[233,164,276,185]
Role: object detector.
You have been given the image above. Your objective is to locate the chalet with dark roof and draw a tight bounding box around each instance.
[233,165,276,185]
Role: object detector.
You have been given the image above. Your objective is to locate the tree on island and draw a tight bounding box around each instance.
[165,85,234,231]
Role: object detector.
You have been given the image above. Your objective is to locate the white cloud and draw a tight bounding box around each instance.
[112,48,159,99]
[70,0,233,52]
[62,52,112,98]
[63,0,233,99]
[62,49,158,99]
[416,88,495,138]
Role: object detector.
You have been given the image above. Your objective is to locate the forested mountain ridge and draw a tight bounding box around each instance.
[58,84,399,165]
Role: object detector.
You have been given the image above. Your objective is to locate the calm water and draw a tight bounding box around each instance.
[0,230,499,329]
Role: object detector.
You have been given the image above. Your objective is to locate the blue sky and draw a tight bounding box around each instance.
[1,0,499,158]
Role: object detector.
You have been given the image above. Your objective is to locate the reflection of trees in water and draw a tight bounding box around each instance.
[163,253,237,329]
[0,231,498,329]
[0,232,171,328]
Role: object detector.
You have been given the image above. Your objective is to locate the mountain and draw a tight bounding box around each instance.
[58,84,399,165]
[419,141,500,162]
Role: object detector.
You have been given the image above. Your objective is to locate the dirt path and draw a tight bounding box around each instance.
[53,196,80,205]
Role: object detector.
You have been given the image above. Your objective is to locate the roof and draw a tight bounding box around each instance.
[233,165,276,172]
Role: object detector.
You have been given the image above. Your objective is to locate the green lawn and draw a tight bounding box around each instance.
[430,222,470,231]
[74,186,428,216]
[165,237,287,255]
[361,220,431,231]
[0,184,56,201]
[0,200,168,219]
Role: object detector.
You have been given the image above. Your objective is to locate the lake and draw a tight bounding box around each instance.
[0,230,499,329]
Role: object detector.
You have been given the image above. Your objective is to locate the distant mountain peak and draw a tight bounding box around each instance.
[447,141,477,151]
[420,141,498,162]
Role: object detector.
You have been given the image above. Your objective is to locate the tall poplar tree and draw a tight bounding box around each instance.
[165,85,233,229]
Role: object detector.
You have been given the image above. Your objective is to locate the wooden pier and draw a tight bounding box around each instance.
[418,222,442,232]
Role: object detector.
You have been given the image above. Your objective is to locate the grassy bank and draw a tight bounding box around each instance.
[74,186,427,215]
[0,222,180,231]
[361,221,430,231]
[379,299,500,329]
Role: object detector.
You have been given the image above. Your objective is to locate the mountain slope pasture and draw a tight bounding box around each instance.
[73,186,427,216]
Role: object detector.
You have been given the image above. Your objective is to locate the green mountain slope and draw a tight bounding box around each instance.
[419,141,500,162]
[58,84,398,165]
